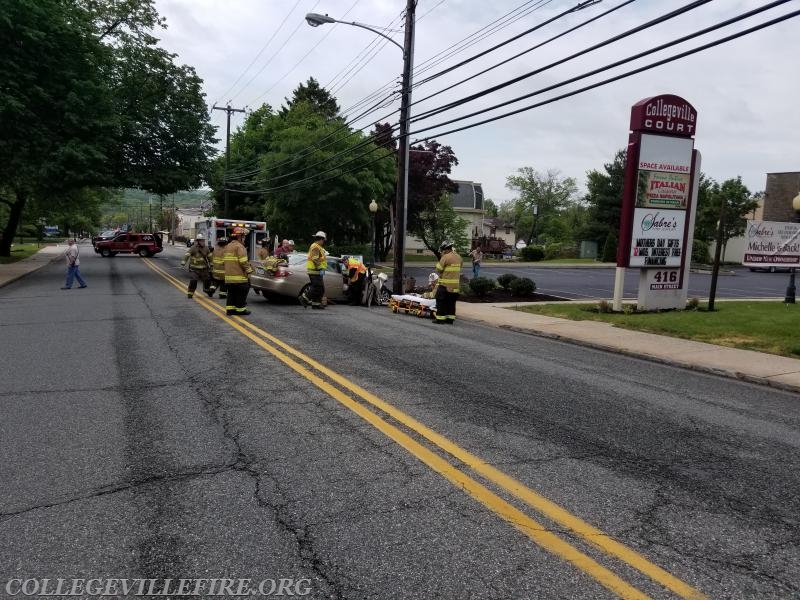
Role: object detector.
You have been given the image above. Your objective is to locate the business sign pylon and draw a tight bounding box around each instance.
[615,95,701,311]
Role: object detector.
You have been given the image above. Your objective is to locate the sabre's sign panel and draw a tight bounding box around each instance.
[742,220,800,268]
[629,209,686,267]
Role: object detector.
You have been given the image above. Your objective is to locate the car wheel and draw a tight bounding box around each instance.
[100,248,111,257]
[749,268,756,272]
[378,286,392,306]
[138,247,149,257]
[298,284,311,304]
[769,266,777,273]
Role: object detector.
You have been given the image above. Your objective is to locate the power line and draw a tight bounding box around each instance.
[226,4,799,196]
[408,4,800,142]
[213,0,304,106]
[412,0,714,124]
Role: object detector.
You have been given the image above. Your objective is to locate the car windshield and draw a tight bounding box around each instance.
[287,253,307,266]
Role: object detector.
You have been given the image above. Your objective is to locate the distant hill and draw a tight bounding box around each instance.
[121,188,213,208]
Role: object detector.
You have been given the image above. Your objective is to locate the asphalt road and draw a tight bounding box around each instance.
[405,263,792,300]
[0,244,798,599]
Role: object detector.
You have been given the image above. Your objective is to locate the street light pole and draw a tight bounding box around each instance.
[306,1,416,294]
[784,192,800,304]
[369,199,378,268]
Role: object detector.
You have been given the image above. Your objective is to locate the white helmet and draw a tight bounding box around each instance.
[313,231,327,239]
[428,272,439,284]
[195,233,205,240]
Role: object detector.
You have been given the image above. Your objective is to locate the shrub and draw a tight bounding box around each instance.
[509,277,536,296]
[468,276,496,296]
[601,229,618,262]
[686,297,700,310]
[692,239,710,264]
[497,273,518,290]
[519,245,544,261]
[597,300,612,313]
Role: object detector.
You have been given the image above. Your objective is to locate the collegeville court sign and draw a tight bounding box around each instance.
[615,95,701,311]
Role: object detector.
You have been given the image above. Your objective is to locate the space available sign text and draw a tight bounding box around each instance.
[742,220,800,267]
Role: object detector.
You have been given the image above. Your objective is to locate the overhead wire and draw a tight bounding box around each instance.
[213,0,304,107]
[408,0,637,112]
[412,0,712,123]
[226,3,799,196]
[408,2,800,142]
[225,0,594,183]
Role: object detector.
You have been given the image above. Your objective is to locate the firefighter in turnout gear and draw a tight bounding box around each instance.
[344,256,367,305]
[301,231,327,309]
[223,227,253,316]
[433,241,463,324]
[181,233,212,298]
[210,236,228,298]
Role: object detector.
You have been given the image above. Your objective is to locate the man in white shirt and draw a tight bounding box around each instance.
[61,239,87,290]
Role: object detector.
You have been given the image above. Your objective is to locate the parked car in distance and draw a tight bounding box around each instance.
[249,252,350,302]
[748,265,794,273]
[92,229,119,245]
[94,232,163,257]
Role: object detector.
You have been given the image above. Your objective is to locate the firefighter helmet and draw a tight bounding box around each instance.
[313,230,327,239]
[218,237,229,245]
[195,233,205,240]
[439,241,453,251]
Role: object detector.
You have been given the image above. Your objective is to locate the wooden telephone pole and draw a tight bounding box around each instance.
[212,104,245,217]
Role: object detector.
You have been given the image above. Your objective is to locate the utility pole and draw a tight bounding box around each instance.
[392,0,416,294]
[212,104,246,218]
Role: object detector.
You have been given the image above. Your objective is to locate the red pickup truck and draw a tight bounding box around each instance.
[94,232,163,257]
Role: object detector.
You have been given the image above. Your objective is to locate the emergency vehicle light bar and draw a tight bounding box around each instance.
[213,220,265,230]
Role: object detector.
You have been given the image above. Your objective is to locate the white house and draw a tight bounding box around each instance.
[405,180,489,255]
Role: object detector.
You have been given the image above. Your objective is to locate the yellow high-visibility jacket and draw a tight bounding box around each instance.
[435,250,463,293]
[306,242,327,275]
[223,239,253,284]
[212,245,226,279]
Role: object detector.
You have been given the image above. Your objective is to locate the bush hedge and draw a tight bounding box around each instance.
[496,273,518,290]
[509,277,536,296]
[518,245,544,261]
[468,276,496,296]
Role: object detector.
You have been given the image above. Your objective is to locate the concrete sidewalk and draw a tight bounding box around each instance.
[3,244,800,394]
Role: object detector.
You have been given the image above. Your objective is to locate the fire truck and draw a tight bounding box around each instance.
[195,217,269,260]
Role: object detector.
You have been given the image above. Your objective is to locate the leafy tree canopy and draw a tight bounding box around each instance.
[505,168,579,245]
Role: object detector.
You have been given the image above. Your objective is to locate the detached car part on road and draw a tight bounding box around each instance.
[94,232,163,257]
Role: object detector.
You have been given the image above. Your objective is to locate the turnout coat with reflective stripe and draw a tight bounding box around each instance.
[212,245,226,279]
[182,245,211,270]
[435,250,463,293]
[306,242,327,274]
[223,239,253,283]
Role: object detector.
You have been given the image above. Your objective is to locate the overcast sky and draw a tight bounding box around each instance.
[153,0,800,203]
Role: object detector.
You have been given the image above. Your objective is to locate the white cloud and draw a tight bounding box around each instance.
[154,0,800,201]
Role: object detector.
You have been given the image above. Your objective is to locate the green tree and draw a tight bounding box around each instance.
[413,195,470,259]
[282,77,340,120]
[483,199,499,217]
[217,88,396,244]
[505,168,579,245]
[0,0,216,255]
[581,149,626,246]
[695,176,758,260]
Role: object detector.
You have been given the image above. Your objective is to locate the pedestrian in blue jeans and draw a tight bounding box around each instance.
[61,239,87,289]
[469,247,483,278]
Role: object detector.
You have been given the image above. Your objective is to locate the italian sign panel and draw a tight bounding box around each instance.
[742,220,800,268]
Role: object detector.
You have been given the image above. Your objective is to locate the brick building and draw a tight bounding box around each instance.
[763,172,800,222]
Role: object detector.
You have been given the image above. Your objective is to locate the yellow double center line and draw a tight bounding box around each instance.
[147,259,707,600]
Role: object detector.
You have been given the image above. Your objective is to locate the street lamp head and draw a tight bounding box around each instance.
[305,13,335,27]
[369,200,378,214]
[792,191,800,213]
